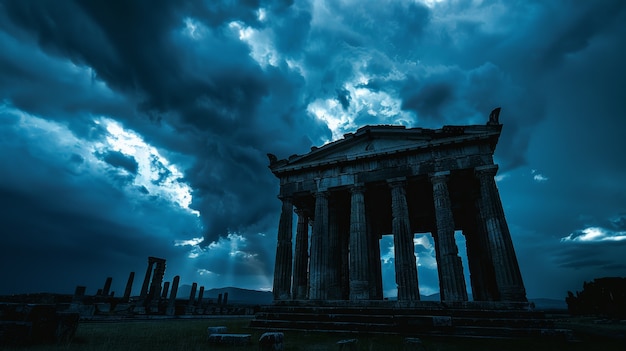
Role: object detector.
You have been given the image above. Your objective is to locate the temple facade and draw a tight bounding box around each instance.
[268,109,526,303]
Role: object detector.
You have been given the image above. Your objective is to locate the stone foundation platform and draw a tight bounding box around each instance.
[249,300,572,339]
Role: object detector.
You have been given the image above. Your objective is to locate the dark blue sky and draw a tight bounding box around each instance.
[0,0,624,299]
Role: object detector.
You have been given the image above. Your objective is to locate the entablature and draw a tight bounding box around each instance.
[268,123,501,176]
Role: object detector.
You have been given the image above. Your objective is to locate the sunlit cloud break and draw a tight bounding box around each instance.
[531,169,549,182]
[174,237,204,246]
[174,237,205,258]
[561,227,626,243]
[197,268,217,276]
[97,117,200,216]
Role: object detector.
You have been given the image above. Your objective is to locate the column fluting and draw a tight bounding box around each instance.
[292,208,310,299]
[475,164,527,301]
[388,179,420,301]
[272,196,293,300]
[349,184,371,300]
[309,191,329,300]
[430,171,468,302]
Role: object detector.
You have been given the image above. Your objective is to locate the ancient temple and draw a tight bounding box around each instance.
[267,109,527,304]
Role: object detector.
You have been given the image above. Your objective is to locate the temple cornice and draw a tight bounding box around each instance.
[268,124,502,175]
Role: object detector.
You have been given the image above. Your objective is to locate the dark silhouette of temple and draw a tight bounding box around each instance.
[267,107,525,304]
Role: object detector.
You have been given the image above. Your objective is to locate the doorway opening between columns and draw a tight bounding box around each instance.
[379,231,472,301]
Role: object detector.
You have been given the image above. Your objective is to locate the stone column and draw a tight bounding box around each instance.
[340,215,351,300]
[123,271,135,301]
[189,282,198,306]
[368,232,383,300]
[388,178,420,301]
[327,198,342,299]
[463,222,497,301]
[292,208,309,299]
[349,184,371,300]
[366,203,383,300]
[149,260,166,300]
[161,282,170,299]
[309,191,329,300]
[463,226,485,301]
[166,275,179,316]
[197,286,205,306]
[139,259,154,299]
[272,196,294,300]
[475,164,527,301]
[170,276,180,300]
[430,172,468,302]
[102,277,113,296]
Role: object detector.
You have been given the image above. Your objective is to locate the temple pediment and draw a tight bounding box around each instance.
[268,123,502,174]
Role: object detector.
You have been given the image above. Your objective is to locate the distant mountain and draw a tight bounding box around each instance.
[176,285,272,305]
[204,287,273,305]
[529,298,567,311]
[421,293,441,301]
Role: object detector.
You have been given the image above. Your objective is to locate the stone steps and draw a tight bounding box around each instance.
[254,312,553,328]
[257,304,546,319]
[249,305,570,339]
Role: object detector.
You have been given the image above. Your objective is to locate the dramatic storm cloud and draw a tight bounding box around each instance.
[0,0,624,299]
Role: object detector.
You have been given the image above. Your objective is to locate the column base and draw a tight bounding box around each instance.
[293,286,308,300]
[349,281,371,300]
[274,292,291,301]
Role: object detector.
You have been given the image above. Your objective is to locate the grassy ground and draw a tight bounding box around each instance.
[3,316,625,351]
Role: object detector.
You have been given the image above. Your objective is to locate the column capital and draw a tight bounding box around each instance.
[475,164,499,177]
[350,183,366,193]
[294,207,309,216]
[429,171,450,183]
[387,177,407,188]
[314,190,329,198]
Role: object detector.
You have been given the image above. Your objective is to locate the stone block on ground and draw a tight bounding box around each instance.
[94,303,111,313]
[259,332,284,350]
[113,303,132,313]
[207,333,251,345]
[337,338,357,350]
[207,326,228,337]
[404,337,427,351]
